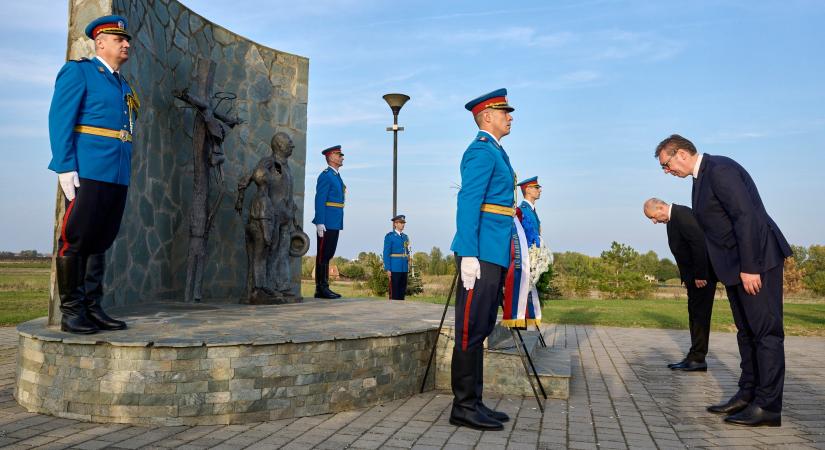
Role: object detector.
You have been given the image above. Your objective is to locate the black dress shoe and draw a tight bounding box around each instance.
[479,402,509,423]
[668,359,687,369]
[707,396,750,415]
[449,407,503,431]
[670,360,707,372]
[724,404,781,427]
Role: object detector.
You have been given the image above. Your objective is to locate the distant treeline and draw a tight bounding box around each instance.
[0,250,50,259]
[302,242,825,299]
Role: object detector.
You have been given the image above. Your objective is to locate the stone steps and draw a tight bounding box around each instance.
[435,323,571,400]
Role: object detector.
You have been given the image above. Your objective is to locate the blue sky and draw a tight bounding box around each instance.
[1,0,823,259]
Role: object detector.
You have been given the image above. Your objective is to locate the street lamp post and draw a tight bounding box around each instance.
[382,93,410,217]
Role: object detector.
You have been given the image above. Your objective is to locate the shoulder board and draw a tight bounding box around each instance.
[478,136,488,142]
[71,57,91,63]
[322,168,330,173]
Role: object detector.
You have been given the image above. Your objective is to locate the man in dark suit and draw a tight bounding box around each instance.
[655,134,792,427]
[644,198,717,372]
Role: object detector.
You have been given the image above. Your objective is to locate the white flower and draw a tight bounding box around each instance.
[527,242,552,287]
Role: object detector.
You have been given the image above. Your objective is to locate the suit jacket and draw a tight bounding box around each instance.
[48,57,138,185]
[383,231,410,272]
[450,131,517,268]
[312,167,345,230]
[691,154,792,285]
[667,204,713,284]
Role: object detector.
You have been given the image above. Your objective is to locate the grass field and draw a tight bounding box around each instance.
[305,278,825,337]
[2,261,823,336]
[0,259,50,326]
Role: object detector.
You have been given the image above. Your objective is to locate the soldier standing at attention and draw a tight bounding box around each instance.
[517,176,543,247]
[48,15,138,334]
[383,214,410,300]
[449,88,517,431]
[312,145,346,299]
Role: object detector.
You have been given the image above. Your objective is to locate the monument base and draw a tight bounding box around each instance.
[15,299,442,425]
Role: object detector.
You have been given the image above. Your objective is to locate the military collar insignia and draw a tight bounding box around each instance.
[98,66,105,72]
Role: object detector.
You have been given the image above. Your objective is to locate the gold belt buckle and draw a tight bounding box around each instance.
[119,129,129,142]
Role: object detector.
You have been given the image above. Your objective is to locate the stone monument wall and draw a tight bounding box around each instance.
[52,0,309,309]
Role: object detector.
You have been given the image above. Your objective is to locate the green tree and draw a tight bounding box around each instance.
[301,256,315,279]
[655,258,680,282]
[18,250,39,258]
[803,245,825,296]
[536,264,562,300]
[638,251,659,277]
[406,270,424,296]
[338,262,366,280]
[553,251,598,297]
[597,241,653,299]
[411,252,429,276]
[783,256,806,295]
[366,257,389,296]
[429,247,446,275]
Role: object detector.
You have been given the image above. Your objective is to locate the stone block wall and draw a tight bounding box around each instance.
[51,0,308,311]
[16,327,436,425]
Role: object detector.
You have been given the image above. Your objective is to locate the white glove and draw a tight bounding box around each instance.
[58,171,80,201]
[460,256,482,290]
[316,224,326,238]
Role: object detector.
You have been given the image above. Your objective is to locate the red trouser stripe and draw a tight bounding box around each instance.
[316,235,325,266]
[388,272,392,299]
[462,288,474,351]
[503,239,516,318]
[59,199,76,257]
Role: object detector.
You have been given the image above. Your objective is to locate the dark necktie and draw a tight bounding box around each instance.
[691,177,697,207]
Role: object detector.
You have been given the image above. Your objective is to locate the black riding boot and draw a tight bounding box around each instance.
[84,253,127,330]
[475,346,509,422]
[450,346,503,430]
[56,255,98,334]
[314,262,338,299]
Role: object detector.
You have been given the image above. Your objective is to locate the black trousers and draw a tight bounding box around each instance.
[453,257,506,352]
[685,279,717,362]
[58,178,128,257]
[388,271,408,300]
[315,229,339,266]
[725,263,785,413]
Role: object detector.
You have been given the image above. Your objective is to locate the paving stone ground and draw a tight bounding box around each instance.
[1,324,823,449]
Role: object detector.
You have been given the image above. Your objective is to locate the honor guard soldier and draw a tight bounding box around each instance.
[48,15,138,334]
[449,88,517,431]
[517,176,542,247]
[312,145,346,299]
[383,215,410,300]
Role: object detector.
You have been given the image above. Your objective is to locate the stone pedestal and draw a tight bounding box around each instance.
[16,299,441,425]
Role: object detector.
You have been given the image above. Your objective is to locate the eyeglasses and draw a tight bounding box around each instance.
[660,152,677,170]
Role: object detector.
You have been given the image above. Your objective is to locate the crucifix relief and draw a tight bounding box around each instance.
[173,58,243,303]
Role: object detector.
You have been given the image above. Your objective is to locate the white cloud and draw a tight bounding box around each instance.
[587,30,684,62]
[425,27,574,49]
[0,50,62,86]
[513,69,603,91]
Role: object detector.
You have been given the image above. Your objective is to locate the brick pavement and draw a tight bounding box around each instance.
[1,324,823,449]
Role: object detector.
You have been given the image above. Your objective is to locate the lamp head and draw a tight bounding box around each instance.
[383,93,410,115]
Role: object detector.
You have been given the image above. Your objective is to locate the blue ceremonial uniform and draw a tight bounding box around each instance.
[518,201,541,247]
[449,88,517,431]
[48,57,137,186]
[383,232,410,272]
[450,131,517,268]
[312,167,345,230]
[51,15,134,335]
